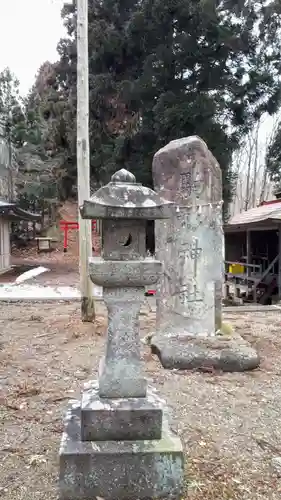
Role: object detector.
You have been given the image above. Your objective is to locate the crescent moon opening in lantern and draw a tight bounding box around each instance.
[121,233,132,247]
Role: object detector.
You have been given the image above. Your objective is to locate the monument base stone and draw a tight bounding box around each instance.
[151,333,260,372]
[59,396,184,500]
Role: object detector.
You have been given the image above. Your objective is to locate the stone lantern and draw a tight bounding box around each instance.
[59,169,184,500]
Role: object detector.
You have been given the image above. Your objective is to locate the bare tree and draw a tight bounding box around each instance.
[244,129,256,211]
[259,115,281,204]
[230,113,279,216]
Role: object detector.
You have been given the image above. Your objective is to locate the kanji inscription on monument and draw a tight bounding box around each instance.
[179,238,202,276]
[180,172,192,195]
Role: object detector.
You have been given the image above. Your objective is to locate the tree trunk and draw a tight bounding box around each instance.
[77,0,95,322]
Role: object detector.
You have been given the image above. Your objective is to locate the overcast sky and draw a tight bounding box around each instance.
[0,0,66,96]
[0,0,275,142]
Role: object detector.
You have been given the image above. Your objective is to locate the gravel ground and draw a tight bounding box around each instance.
[1,302,281,499]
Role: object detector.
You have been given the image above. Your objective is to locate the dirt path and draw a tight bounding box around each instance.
[1,304,281,499]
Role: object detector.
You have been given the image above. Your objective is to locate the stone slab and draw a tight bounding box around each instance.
[151,334,260,372]
[81,382,163,441]
[59,401,184,500]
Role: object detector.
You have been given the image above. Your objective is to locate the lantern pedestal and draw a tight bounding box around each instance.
[90,257,162,399]
[59,396,183,500]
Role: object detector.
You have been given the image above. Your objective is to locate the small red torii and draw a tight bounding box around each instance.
[60,220,97,253]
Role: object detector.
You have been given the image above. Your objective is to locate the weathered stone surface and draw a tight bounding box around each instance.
[81,382,163,441]
[89,257,162,287]
[59,168,184,500]
[153,136,224,337]
[85,170,173,399]
[88,258,163,398]
[59,401,184,500]
[98,286,146,398]
[103,219,147,260]
[151,333,260,372]
[80,168,173,220]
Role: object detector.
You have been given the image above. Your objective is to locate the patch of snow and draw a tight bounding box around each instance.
[142,199,156,207]
[0,283,103,301]
[15,266,50,284]
[124,201,136,207]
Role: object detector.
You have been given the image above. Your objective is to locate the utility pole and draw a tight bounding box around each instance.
[77,0,95,322]
[7,110,13,202]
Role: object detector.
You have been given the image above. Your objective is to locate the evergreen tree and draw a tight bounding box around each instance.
[0,65,73,207]
[53,0,281,206]
[0,68,26,146]
[0,68,26,200]
[17,62,73,202]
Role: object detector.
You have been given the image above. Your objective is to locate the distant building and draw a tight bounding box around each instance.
[224,190,281,304]
[0,130,39,273]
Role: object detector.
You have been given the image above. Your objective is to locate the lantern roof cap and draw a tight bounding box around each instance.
[111,168,136,184]
[80,168,173,220]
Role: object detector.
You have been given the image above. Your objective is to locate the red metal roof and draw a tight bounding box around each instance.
[260,198,281,206]
[227,202,281,226]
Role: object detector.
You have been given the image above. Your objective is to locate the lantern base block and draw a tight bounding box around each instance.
[59,399,184,500]
[81,381,163,441]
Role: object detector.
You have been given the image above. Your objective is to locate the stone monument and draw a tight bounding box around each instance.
[151,137,260,372]
[153,136,223,336]
[59,168,184,499]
